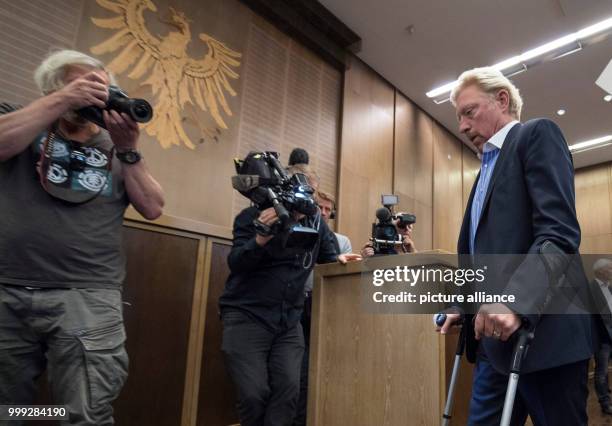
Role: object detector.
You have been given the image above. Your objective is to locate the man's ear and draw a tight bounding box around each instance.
[496,89,510,112]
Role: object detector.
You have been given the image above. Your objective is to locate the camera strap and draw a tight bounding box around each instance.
[38,123,114,205]
[300,210,322,269]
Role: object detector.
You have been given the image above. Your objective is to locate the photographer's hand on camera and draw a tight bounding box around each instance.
[396,221,417,253]
[55,70,109,111]
[100,105,163,219]
[361,242,375,258]
[103,110,138,152]
[400,225,416,253]
[255,207,279,246]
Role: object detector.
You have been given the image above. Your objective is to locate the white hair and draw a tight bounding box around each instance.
[593,258,612,274]
[450,67,523,120]
[33,50,116,95]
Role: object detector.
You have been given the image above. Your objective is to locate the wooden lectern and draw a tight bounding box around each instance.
[307,251,467,426]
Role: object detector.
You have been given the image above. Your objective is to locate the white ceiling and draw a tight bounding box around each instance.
[319,0,612,168]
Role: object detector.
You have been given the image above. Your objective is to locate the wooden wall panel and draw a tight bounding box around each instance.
[575,162,612,254]
[394,92,434,250]
[337,57,395,249]
[433,123,464,253]
[196,242,237,426]
[462,144,480,211]
[575,163,612,238]
[115,226,200,426]
[0,0,84,105]
[581,234,612,254]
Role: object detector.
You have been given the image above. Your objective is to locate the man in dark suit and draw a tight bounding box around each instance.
[436,67,592,425]
[591,259,612,414]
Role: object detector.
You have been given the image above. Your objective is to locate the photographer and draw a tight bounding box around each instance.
[360,211,417,257]
[219,178,359,426]
[0,50,164,424]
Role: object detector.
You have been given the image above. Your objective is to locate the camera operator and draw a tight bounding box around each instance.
[0,50,164,424]
[360,211,417,258]
[219,182,360,426]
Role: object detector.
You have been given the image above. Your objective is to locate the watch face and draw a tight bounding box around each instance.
[125,152,138,162]
[118,150,141,164]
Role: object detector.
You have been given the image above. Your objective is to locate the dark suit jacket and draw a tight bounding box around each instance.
[458,118,593,374]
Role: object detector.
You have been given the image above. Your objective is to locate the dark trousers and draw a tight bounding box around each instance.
[293,294,312,426]
[221,310,304,426]
[468,353,588,426]
[594,341,612,406]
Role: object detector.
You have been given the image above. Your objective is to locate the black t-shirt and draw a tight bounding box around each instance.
[0,104,130,288]
[219,206,339,332]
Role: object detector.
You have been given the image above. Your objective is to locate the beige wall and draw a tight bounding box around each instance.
[336,56,478,255]
[336,57,395,247]
[394,92,434,250]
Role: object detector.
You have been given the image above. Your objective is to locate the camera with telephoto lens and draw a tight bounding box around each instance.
[231,151,319,251]
[77,85,153,129]
[371,194,416,255]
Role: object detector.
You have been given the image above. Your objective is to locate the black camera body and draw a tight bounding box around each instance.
[232,151,319,251]
[371,194,416,255]
[77,85,153,129]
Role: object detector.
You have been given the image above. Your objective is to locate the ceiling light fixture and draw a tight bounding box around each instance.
[427,16,612,103]
[604,94,612,102]
[557,109,566,116]
[569,135,612,152]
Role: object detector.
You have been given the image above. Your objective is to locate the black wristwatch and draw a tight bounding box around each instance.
[116,149,142,164]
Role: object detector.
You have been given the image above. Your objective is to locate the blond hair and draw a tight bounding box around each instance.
[315,190,335,208]
[450,67,523,120]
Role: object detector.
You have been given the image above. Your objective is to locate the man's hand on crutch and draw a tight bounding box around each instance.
[474,303,521,342]
[435,309,463,334]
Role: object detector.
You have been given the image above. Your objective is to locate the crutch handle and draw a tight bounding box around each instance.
[510,327,535,374]
[433,311,465,327]
[434,312,447,327]
[434,312,466,356]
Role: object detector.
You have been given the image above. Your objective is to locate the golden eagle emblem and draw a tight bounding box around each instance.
[91,0,242,149]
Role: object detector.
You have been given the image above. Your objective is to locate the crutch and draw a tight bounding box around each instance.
[434,313,466,426]
[500,327,535,426]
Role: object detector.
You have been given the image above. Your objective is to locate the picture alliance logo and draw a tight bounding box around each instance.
[372,265,487,287]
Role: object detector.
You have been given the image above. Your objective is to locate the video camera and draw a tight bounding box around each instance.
[371,194,416,255]
[77,85,153,129]
[231,151,319,251]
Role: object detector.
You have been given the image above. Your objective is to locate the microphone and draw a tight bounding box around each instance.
[375,207,392,222]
